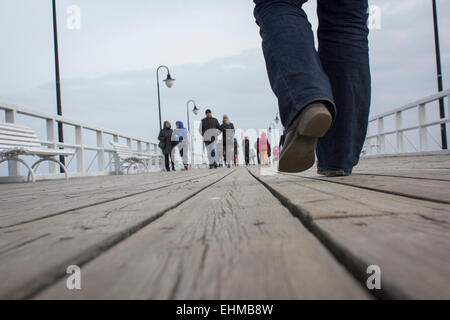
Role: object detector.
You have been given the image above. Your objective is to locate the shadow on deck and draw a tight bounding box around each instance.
[0,154,449,299]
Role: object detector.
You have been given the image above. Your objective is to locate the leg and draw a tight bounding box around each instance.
[253,0,335,130]
[164,154,170,171]
[316,0,371,173]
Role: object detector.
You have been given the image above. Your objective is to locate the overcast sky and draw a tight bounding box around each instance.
[0,0,449,146]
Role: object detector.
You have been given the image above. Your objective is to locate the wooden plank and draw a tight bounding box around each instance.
[251,168,450,299]
[315,214,450,299]
[0,170,231,299]
[305,174,450,204]
[249,168,450,220]
[0,169,216,228]
[37,168,369,300]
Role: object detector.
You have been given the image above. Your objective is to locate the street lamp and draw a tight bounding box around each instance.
[431,0,447,150]
[186,99,200,133]
[156,65,176,130]
[274,112,280,125]
[52,0,65,170]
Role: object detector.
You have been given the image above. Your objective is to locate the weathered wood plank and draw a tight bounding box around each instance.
[315,214,450,299]
[307,174,450,204]
[249,168,450,220]
[0,170,216,228]
[0,170,231,299]
[251,168,450,299]
[37,168,369,300]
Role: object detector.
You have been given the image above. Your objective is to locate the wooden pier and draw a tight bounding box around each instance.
[0,154,449,300]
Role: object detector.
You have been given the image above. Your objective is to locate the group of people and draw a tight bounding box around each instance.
[158,109,282,172]
[158,120,189,172]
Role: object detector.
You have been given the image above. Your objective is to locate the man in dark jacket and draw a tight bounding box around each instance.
[219,114,235,168]
[244,137,250,166]
[158,121,176,172]
[199,109,221,169]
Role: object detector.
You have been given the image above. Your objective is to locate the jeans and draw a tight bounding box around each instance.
[254,0,371,173]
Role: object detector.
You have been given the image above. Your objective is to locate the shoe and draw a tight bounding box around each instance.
[317,168,350,177]
[278,102,332,173]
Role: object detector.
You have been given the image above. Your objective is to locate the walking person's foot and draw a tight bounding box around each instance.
[317,168,350,177]
[278,102,332,173]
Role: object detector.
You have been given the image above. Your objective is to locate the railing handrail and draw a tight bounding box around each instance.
[0,102,156,145]
[369,89,450,121]
[364,89,450,156]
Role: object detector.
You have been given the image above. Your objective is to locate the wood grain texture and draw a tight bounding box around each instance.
[37,168,369,300]
[0,169,215,228]
[251,167,450,299]
[249,168,450,220]
[0,170,231,299]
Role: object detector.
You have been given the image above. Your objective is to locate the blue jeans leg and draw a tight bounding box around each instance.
[316,0,371,173]
[254,0,371,173]
[253,0,336,130]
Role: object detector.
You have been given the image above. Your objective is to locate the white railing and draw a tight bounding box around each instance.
[0,102,164,181]
[363,89,450,156]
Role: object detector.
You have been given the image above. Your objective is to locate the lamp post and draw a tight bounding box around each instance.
[186,100,200,168]
[274,112,280,125]
[432,0,447,150]
[186,99,200,133]
[156,65,175,131]
[52,0,65,170]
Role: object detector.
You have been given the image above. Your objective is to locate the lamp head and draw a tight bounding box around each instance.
[193,106,200,115]
[275,115,280,125]
[164,73,175,88]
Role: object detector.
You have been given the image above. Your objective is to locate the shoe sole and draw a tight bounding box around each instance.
[278,105,332,173]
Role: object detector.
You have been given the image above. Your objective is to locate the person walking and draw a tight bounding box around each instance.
[259,132,270,166]
[253,0,371,176]
[243,137,250,166]
[173,121,189,171]
[219,115,235,168]
[255,138,261,165]
[158,121,176,172]
[199,109,221,169]
[233,138,239,166]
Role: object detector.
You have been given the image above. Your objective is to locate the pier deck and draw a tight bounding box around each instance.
[1,154,449,299]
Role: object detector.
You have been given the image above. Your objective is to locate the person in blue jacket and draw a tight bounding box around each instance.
[173,121,189,171]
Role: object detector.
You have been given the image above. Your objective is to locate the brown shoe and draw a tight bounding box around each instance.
[317,168,350,177]
[278,102,332,173]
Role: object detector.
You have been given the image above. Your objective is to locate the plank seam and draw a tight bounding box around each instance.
[22,169,236,300]
[279,172,450,205]
[0,171,219,229]
[247,168,412,300]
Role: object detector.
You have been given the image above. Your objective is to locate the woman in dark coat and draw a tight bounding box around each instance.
[158,121,175,171]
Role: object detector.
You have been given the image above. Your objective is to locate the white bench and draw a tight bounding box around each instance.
[0,122,74,182]
[109,141,153,174]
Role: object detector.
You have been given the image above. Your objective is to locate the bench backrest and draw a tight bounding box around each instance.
[0,123,41,151]
[110,141,134,159]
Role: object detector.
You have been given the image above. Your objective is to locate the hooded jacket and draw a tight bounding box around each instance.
[173,121,188,145]
[158,121,175,155]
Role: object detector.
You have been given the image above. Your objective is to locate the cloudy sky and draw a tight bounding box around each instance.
[0,0,449,148]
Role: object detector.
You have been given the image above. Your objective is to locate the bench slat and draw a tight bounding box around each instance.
[0,139,42,148]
